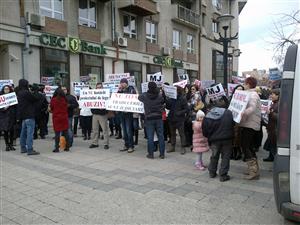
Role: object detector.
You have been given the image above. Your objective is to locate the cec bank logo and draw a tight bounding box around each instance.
[68,37,80,53]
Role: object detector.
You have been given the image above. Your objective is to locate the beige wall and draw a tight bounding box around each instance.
[0,0,20,27]
[0,45,9,80]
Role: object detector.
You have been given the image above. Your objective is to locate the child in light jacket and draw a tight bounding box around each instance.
[192,110,209,170]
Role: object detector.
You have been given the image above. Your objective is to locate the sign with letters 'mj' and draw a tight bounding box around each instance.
[147,72,164,86]
[79,89,110,109]
[206,83,226,100]
[106,93,144,113]
[228,90,250,123]
[0,92,18,109]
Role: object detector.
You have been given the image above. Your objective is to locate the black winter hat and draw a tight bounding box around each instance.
[148,81,157,91]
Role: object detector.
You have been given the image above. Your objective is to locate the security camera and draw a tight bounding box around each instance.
[9,53,19,62]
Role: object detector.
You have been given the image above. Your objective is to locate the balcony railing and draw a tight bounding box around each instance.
[176,4,200,27]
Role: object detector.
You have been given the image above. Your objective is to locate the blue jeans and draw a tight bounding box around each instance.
[145,119,165,157]
[68,117,73,146]
[20,118,35,153]
[121,113,134,148]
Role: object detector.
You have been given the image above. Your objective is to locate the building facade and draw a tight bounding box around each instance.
[0,0,246,90]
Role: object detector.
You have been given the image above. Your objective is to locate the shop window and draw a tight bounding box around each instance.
[80,54,103,82]
[146,21,157,44]
[40,48,69,86]
[125,61,142,93]
[79,0,96,28]
[187,34,195,54]
[173,29,181,49]
[40,0,64,20]
[123,14,137,39]
[146,64,161,75]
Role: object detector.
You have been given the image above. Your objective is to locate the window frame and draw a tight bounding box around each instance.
[123,14,137,39]
[40,0,64,20]
[79,0,97,28]
[212,20,219,33]
[146,20,158,44]
[172,29,182,50]
[187,34,195,54]
[80,54,104,82]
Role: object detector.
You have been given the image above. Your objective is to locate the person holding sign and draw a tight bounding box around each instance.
[138,82,165,159]
[0,85,17,151]
[239,77,261,180]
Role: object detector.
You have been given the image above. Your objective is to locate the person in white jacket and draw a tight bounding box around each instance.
[80,106,93,140]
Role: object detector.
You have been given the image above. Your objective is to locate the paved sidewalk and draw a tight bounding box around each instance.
[0,132,297,224]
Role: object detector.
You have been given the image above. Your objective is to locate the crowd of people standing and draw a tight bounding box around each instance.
[0,76,280,182]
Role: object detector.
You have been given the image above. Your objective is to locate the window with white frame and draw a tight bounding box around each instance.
[187,34,195,53]
[172,29,181,49]
[79,0,96,28]
[212,0,222,10]
[146,21,157,43]
[40,0,63,20]
[123,14,137,39]
[212,21,219,33]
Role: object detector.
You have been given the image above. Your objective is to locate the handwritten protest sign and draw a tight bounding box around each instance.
[228,90,250,123]
[173,80,187,88]
[178,74,189,82]
[79,89,110,109]
[0,92,18,109]
[206,83,226,100]
[41,77,54,85]
[44,86,58,97]
[227,83,239,96]
[103,82,119,93]
[200,80,215,89]
[0,80,13,90]
[163,84,177,99]
[141,82,148,93]
[106,93,144,113]
[105,73,130,82]
[261,100,272,124]
[73,82,90,96]
[147,72,164,86]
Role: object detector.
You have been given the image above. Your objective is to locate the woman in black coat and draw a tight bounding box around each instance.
[0,85,17,151]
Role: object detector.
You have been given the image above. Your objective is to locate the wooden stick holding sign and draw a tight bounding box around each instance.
[206,83,226,100]
[228,90,250,123]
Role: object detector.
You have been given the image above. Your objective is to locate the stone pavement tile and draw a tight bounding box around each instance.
[62,183,94,193]
[184,191,207,202]
[32,205,67,222]
[55,173,84,183]
[123,184,153,194]
[142,182,174,192]
[167,187,192,196]
[1,191,27,203]
[0,215,18,225]
[110,180,136,189]
[1,206,32,220]
[30,216,57,225]
[10,211,40,225]
[13,196,39,208]
[232,187,255,197]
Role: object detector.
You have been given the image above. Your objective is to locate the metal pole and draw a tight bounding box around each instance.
[223,26,229,88]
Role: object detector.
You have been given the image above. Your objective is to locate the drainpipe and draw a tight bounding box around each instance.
[198,2,201,80]
[111,0,119,73]
[20,0,30,80]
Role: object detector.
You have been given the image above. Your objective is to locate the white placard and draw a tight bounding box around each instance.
[147,72,164,86]
[232,76,245,84]
[73,82,90,96]
[87,74,98,89]
[228,90,250,123]
[44,85,58,97]
[80,75,91,82]
[227,83,239,96]
[200,80,215,89]
[41,77,54,85]
[141,82,149,93]
[103,82,119,93]
[79,89,110,109]
[0,92,18,109]
[178,73,189,81]
[261,100,272,124]
[163,84,177,99]
[173,80,187,88]
[105,73,130,82]
[128,76,136,87]
[0,80,13,90]
[206,83,226,100]
[106,93,144,113]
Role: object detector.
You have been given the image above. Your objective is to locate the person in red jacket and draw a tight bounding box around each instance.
[50,87,70,152]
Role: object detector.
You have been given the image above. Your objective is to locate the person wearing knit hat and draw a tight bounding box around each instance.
[148,81,157,92]
[120,78,128,85]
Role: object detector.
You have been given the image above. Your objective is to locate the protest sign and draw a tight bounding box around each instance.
[80,75,91,82]
[0,80,13,90]
[141,82,148,93]
[194,79,201,88]
[79,89,110,109]
[163,84,177,99]
[178,73,189,82]
[73,82,90,96]
[173,80,187,88]
[106,93,144,113]
[105,73,130,82]
[206,83,226,100]
[0,92,18,109]
[103,82,119,93]
[228,90,250,123]
[227,83,239,96]
[87,74,98,89]
[41,77,54,85]
[128,76,136,87]
[261,100,272,124]
[147,72,164,87]
[44,85,58,97]
[269,68,282,81]
[200,80,215,89]
[232,76,245,84]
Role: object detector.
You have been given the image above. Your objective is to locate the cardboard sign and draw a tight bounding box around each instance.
[73,82,90,96]
[200,80,215,89]
[41,77,54,85]
[103,82,119,93]
[105,73,130,82]
[178,73,189,81]
[227,83,239,96]
[173,80,187,88]
[0,92,18,109]
[163,84,177,99]
[228,90,250,123]
[0,80,14,90]
[261,100,272,124]
[141,82,149,93]
[232,76,245,84]
[79,89,110,109]
[206,83,226,100]
[106,93,144,113]
[147,72,164,87]
[44,86,58,97]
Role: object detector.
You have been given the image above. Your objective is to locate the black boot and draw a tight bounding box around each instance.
[231,147,237,160]
[5,145,10,151]
[134,130,138,145]
[9,144,16,151]
[235,147,242,160]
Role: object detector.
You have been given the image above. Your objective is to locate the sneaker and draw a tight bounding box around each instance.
[53,149,59,153]
[64,148,70,152]
[27,151,40,156]
[220,175,230,182]
[21,150,27,154]
[146,154,154,159]
[104,145,109,150]
[120,146,128,152]
[209,172,217,178]
[5,146,10,151]
[159,155,165,159]
[9,145,16,151]
[89,144,99,148]
[127,148,134,153]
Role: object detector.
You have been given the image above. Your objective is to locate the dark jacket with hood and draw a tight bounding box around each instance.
[202,107,234,143]
[0,87,17,131]
[138,90,164,120]
[165,93,188,125]
[66,94,79,118]
[16,79,40,120]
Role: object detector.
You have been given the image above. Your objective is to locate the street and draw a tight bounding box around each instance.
[0,131,297,225]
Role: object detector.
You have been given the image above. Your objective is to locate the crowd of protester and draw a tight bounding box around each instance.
[0,76,280,182]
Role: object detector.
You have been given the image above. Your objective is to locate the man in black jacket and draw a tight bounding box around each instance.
[138,82,165,159]
[89,82,109,149]
[202,98,234,182]
[62,86,79,147]
[17,79,40,155]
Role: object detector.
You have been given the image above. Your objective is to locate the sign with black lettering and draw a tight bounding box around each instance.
[79,89,110,109]
[228,90,250,123]
[206,83,226,100]
[147,72,164,86]
[106,93,144,113]
[178,74,189,82]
